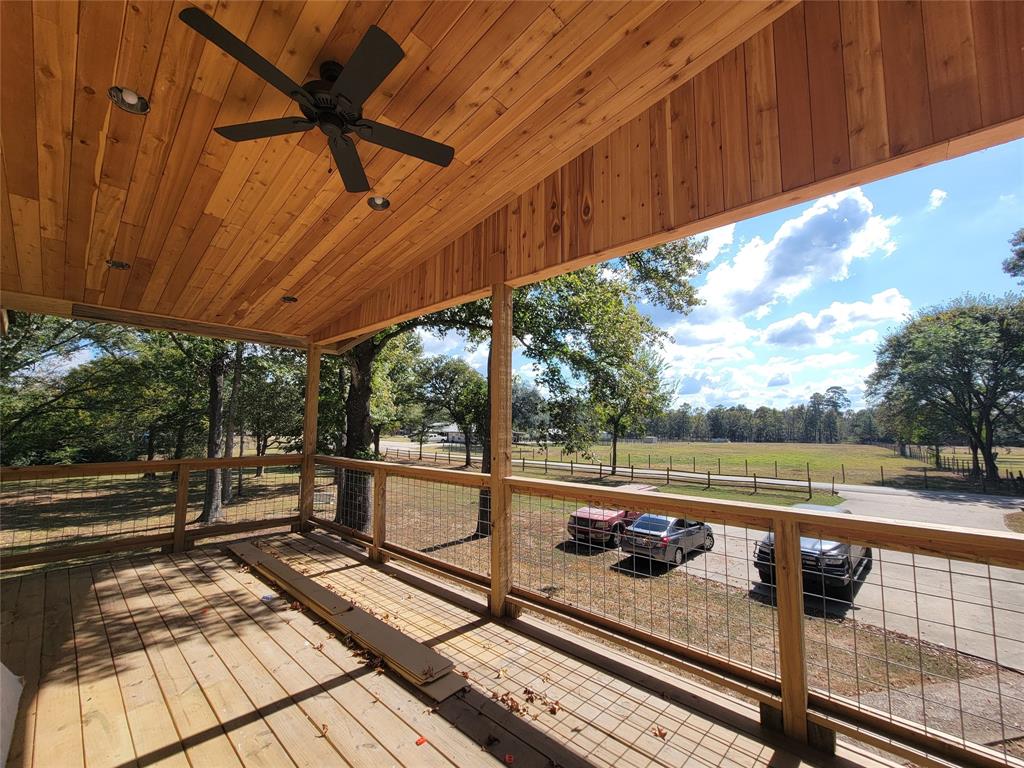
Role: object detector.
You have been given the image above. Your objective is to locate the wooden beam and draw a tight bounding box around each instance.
[299,343,321,529]
[0,290,309,348]
[173,463,190,553]
[489,280,514,618]
[371,467,387,564]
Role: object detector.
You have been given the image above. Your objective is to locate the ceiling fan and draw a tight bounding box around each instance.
[179,7,455,194]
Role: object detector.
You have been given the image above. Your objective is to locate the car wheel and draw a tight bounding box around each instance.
[673,547,684,566]
[703,532,715,551]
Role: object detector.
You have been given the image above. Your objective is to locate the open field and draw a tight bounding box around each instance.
[383,438,983,490]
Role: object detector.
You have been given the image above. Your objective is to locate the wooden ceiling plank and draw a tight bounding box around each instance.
[970,0,1023,125]
[235,3,552,325]
[876,0,932,157]
[718,45,752,210]
[772,4,814,192]
[118,0,206,229]
[839,0,890,168]
[668,81,699,228]
[142,1,310,313]
[921,0,983,143]
[33,1,79,250]
[1,0,41,201]
[118,1,260,311]
[84,1,175,304]
[0,159,21,293]
[62,0,130,302]
[804,1,852,178]
[8,195,43,296]
[176,142,323,317]
[203,0,341,221]
[743,28,781,202]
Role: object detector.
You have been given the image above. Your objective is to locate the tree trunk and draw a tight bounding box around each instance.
[462,424,473,467]
[933,444,942,470]
[980,417,1000,482]
[372,425,381,457]
[143,426,157,480]
[236,430,244,497]
[198,347,228,523]
[969,436,981,477]
[221,342,243,503]
[336,340,374,530]
[170,390,190,482]
[255,434,267,476]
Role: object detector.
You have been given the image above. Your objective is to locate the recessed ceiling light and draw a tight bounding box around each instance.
[281,295,298,303]
[105,259,131,270]
[367,196,390,211]
[108,86,150,115]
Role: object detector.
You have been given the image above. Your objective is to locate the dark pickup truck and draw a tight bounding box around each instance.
[753,505,872,601]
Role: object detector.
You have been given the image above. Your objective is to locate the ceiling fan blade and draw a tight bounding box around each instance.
[179,7,313,109]
[215,117,315,142]
[330,25,404,109]
[329,135,370,193]
[352,120,454,167]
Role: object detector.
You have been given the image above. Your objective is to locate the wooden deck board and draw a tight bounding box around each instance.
[1,532,896,768]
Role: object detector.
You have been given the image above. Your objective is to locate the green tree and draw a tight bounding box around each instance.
[1003,228,1024,284]
[416,356,488,468]
[868,295,1024,481]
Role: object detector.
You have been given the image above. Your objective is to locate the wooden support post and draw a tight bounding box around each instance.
[489,281,515,618]
[173,463,190,552]
[371,467,386,563]
[773,518,809,743]
[299,343,322,531]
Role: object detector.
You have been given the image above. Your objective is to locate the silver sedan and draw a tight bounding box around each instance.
[620,514,715,565]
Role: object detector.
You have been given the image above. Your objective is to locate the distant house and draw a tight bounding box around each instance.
[435,424,467,444]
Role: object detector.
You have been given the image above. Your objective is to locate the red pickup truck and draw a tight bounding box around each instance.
[566,484,658,547]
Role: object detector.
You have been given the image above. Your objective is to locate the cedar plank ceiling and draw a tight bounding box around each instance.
[0,0,793,341]
[2,1,1023,347]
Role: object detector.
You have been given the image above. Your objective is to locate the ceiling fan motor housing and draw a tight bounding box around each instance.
[301,61,359,130]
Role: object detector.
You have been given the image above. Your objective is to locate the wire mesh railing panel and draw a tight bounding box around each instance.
[310,464,376,539]
[385,474,490,579]
[0,471,176,557]
[510,488,780,677]
[799,532,1024,764]
[183,463,300,529]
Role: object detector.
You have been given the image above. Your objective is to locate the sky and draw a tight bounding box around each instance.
[419,138,1024,410]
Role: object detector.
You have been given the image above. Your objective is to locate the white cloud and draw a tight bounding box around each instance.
[760,289,911,347]
[928,188,948,210]
[698,224,735,264]
[697,188,897,320]
[850,329,879,346]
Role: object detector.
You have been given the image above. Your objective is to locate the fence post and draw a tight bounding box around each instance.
[669,456,673,472]
[753,473,758,494]
[773,518,809,743]
[807,476,812,499]
[598,462,603,478]
[745,459,749,476]
[665,467,670,485]
[718,458,722,474]
[570,460,574,476]
[630,465,635,481]
[841,463,845,484]
[831,475,835,495]
[774,459,778,478]
[706,470,711,489]
[880,466,884,485]
[693,456,696,473]
[648,454,651,469]
[923,466,928,489]
[173,463,190,553]
[371,467,387,563]
[544,455,548,474]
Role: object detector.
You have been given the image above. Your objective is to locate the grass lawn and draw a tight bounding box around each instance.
[392,438,998,492]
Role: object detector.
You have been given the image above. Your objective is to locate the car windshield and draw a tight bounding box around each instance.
[630,514,671,532]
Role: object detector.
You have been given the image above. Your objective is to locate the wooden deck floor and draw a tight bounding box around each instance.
[1,532,894,768]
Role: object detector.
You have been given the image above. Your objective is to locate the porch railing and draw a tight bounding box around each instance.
[310,455,1024,768]
[0,455,302,568]
[2,453,1022,768]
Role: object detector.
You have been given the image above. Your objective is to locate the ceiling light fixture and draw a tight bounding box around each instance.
[367,195,390,211]
[108,86,150,115]
[281,295,299,303]
[105,259,131,270]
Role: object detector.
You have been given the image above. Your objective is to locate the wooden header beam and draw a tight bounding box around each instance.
[314,0,1024,343]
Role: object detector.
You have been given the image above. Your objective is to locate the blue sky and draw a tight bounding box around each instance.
[420,138,1024,410]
